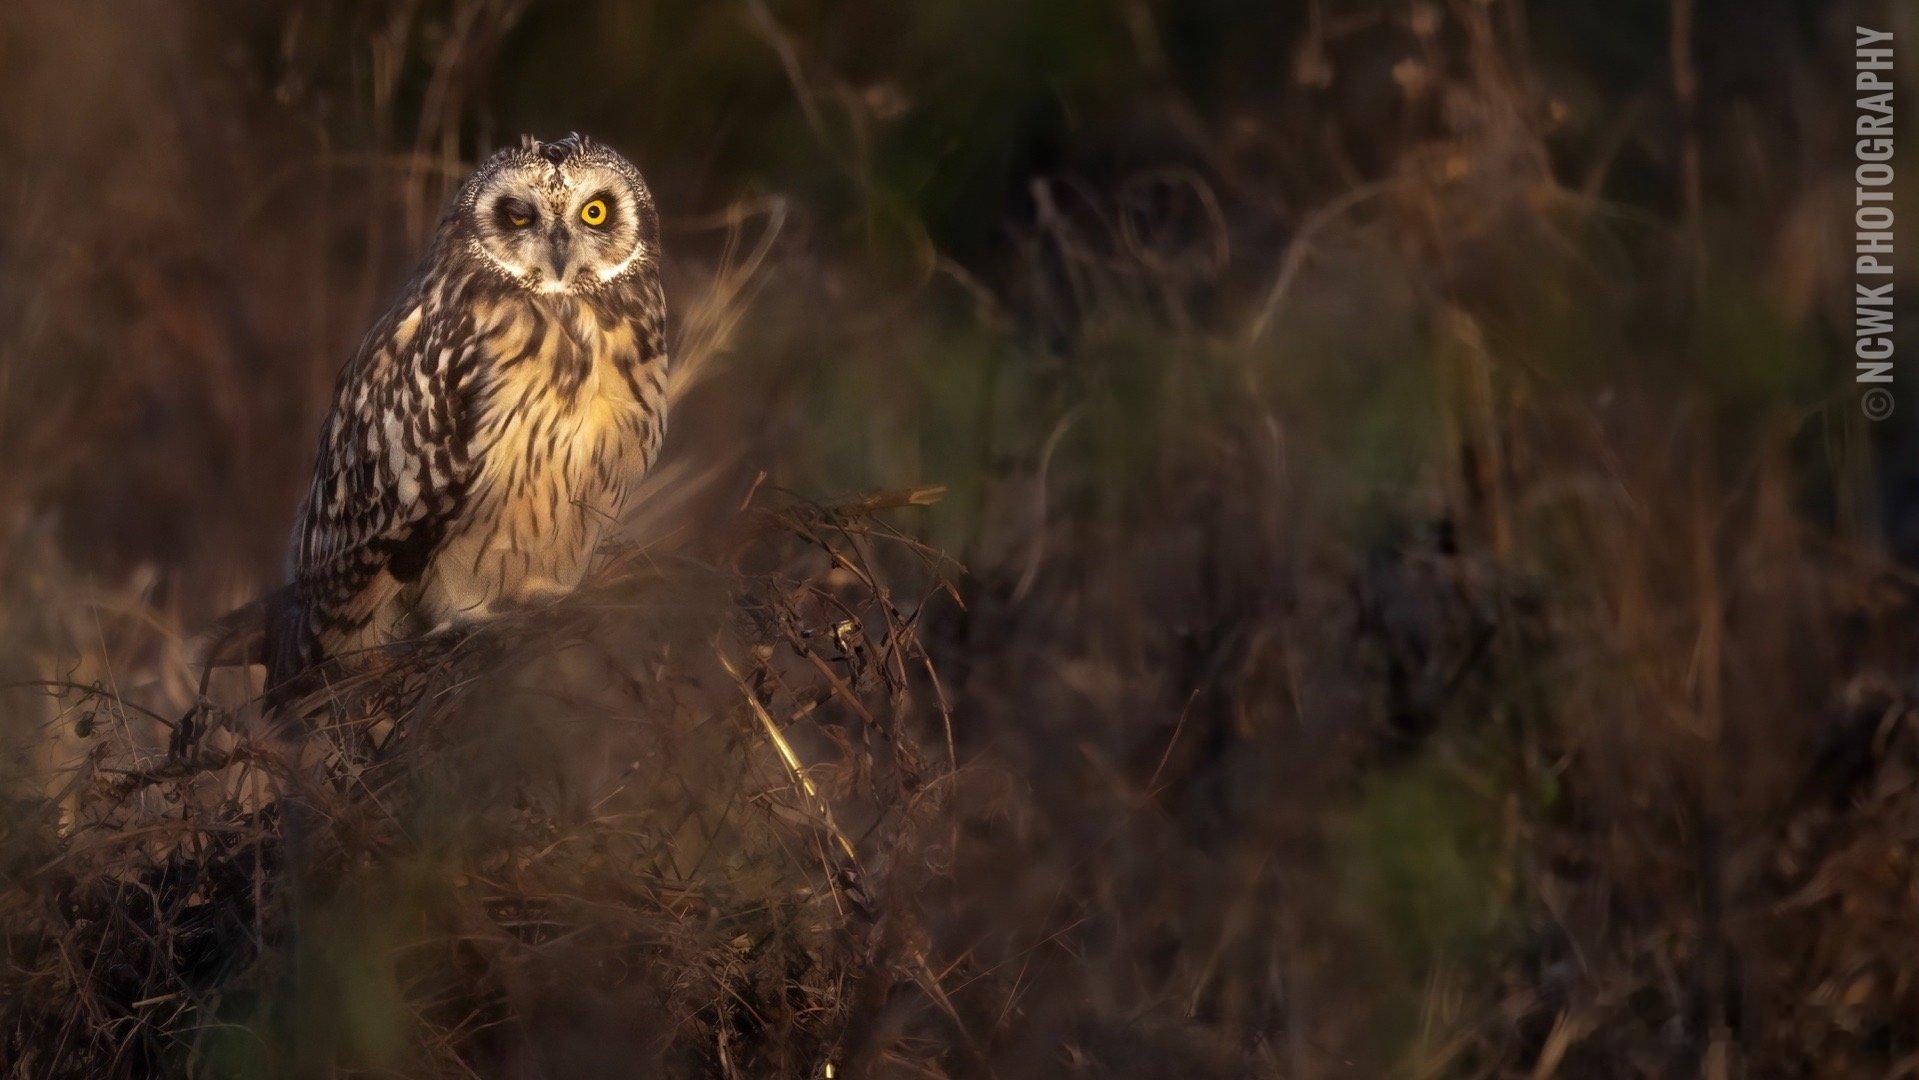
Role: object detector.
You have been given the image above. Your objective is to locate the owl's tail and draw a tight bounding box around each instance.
[198,591,276,671]
[197,584,318,710]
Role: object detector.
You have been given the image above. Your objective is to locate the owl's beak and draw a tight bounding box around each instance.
[545,231,573,284]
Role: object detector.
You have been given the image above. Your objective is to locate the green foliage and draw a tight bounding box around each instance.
[1338,748,1512,967]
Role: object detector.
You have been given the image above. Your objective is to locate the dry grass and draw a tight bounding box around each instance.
[4,486,973,1077]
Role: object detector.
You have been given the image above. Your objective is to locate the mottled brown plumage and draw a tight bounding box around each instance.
[267,134,668,690]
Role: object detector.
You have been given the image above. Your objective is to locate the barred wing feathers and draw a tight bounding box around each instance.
[272,290,477,684]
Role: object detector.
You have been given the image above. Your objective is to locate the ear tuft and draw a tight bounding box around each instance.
[534,133,594,166]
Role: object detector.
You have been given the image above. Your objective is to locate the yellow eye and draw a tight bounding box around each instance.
[508,213,530,228]
[580,199,608,226]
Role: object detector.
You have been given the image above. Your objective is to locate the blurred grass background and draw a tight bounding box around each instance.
[3,0,1918,1076]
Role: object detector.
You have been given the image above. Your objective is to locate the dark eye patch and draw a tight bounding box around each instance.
[493,197,535,229]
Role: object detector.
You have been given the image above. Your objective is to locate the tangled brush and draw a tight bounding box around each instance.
[1,483,975,1078]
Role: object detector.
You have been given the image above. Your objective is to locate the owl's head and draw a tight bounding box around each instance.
[455,134,659,296]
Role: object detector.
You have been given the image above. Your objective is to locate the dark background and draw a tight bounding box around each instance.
[3,1,1916,1075]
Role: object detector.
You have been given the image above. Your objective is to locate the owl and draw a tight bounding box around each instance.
[265,134,668,691]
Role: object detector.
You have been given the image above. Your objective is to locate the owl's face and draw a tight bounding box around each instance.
[457,135,659,297]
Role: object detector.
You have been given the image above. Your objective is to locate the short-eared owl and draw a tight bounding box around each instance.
[266,134,668,690]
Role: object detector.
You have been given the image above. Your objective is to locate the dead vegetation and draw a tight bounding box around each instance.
[3,488,976,1076]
